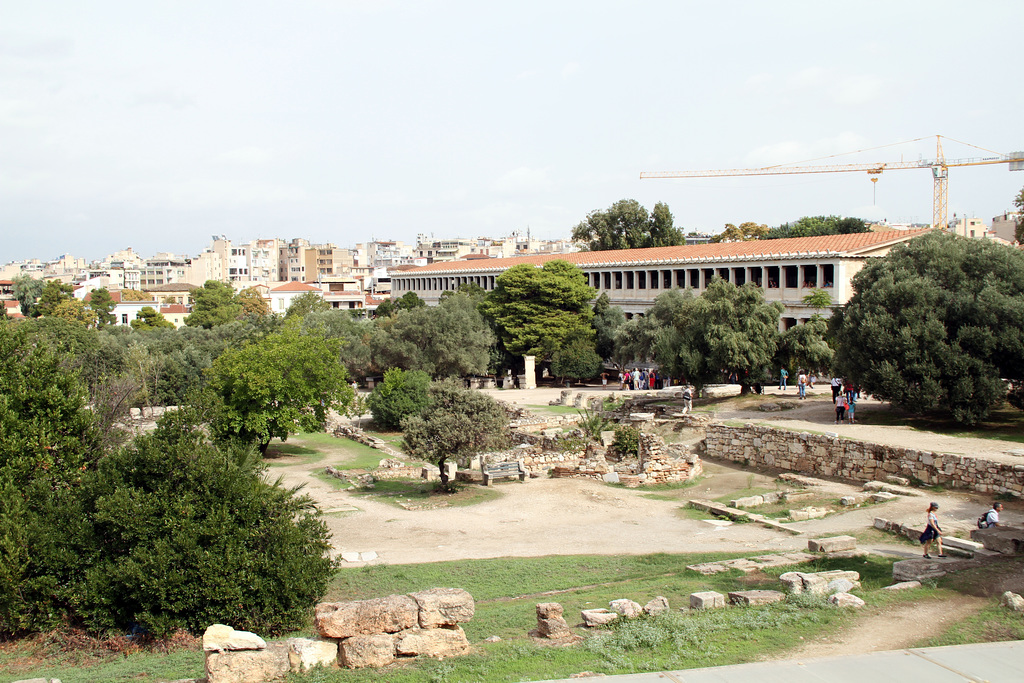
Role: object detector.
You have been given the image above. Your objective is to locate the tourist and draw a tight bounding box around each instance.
[808,373,816,388]
[681,385,693,414]
[779,367,789,391]
[846,392,856,424]
[631,368,641,391]
[844,379,856,403]
[980,502,1004,528]
[834,391,848,424]
[797,370,807,399]
[920,502,946,558]
[830,375,843,402]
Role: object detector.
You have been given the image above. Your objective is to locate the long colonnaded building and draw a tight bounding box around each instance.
[390,229,932,329]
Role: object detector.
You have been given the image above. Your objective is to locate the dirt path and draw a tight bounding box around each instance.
[776,595,987,660]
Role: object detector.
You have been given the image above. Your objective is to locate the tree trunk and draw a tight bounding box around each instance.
[438,456,449,488]
[259,440,270,457]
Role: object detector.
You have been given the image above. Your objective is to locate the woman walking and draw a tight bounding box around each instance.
[920,502,946,559]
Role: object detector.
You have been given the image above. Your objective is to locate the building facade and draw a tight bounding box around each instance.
[391,230,931,328]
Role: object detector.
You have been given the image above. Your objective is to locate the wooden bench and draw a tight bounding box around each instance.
[482,461,526,486]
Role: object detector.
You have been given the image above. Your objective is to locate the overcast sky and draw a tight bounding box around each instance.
[2,1,1022,263]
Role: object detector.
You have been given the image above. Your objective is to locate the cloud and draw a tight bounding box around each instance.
[209,147,273,166]
[743,131,871,167]
[561,61,581,79]
[492,166,552,194]
[131,90,197,109]
[0,34,73,60]
[829,74,884,106]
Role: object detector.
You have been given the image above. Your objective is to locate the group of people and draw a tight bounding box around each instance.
[919,501,1006,559]
[831,377,860,424]
[619,368,666,391]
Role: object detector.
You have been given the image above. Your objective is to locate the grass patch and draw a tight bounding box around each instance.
[919,602,1024,647]
[263,442,326,467]
[525,404,584,416]
[340,479,503,510]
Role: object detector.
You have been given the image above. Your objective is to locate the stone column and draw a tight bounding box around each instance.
[520,355,537,390]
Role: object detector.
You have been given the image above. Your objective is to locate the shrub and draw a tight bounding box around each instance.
[612,425,641,456]
[366,368,432,430]
[70,427,335,636]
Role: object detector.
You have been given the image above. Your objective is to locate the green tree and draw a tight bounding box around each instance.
[120,289,153,301]
[831,231,1024,424]
[371,292,494,377]
[35,280,74,317]
[479,260,596,359]
[69,426,334,636]
[302,311,375,381]
[285,291,330,319]
[802,288,833,316]
[130,306,175,331]
[776,317,834,375]
[592,293,625,361]
[52,299,98,327]
[551,338,602,384]
[208,329,354,454]
[671,279,783,393]
[366,368,431,430]
[88,288,117,327]
[401,380,509,489]
[185,281,242,328]
[710,221,768,243]
[11,275,43,317]
[765,215,868,240]
[395,291,426,310]
[238,287,271,317]
[572,199,684,251]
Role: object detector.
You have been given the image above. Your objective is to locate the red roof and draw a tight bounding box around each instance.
[400,230,932,274]
[270,282,323,293]
[160,304,189,314]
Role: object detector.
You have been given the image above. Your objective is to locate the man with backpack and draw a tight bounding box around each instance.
[978,502,1004,529]
[834,392,848,424]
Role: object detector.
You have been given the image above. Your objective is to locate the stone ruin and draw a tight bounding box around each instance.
[201,588,474,682]
[543,432,702,487]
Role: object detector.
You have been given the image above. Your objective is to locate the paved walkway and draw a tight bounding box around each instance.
[537,639,1024,682]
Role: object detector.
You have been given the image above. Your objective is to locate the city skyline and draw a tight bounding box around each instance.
[2,1,1022,263]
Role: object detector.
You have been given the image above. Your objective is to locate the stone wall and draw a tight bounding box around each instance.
[705,423,1024,498]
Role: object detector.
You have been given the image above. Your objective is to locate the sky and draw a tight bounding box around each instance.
[2,1,1022,263]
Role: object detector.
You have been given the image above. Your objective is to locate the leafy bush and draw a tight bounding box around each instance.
[612,425,641,456]
[366,368,431,430]
[70,427,335,636]
[576,408,612,441]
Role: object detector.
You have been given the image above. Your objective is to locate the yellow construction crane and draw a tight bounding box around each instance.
[641,135,1023,230]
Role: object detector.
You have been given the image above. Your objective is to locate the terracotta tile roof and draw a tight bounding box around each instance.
[270,282,323,293]
[159,304,189,314]
[398,230,932,274]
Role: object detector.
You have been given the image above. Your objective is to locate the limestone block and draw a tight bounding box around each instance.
[784,491,815,502]
[1000,592,1024,612]
[873,517,889,530]
[689,591,725,610]
[409,588,475,628]
[395,626,470,657]
[808,536,857,553]
[886,475,911,486]
[727,590,785,606]
[315,595,419,638]
[532,603,571,638]
[778,572,804,594]
[205,642,289,683]
[643,596,670,615]
[288,637,339,672]
[826,579,856,595]
[827,592,866,608]
[609,599,643,618]
[729,495,764,508]
[882,581,922,591]
[580,608,618,627]
[971,527,1024,555]
[203,624,267,652]
[871,492,898,502]
[339,634,396,669]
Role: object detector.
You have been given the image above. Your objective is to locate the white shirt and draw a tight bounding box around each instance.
[985,509,1000,527]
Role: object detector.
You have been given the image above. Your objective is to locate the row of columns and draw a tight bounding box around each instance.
[585,263,835,293]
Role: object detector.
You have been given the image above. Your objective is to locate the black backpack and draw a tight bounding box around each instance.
[978,511,993,529]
